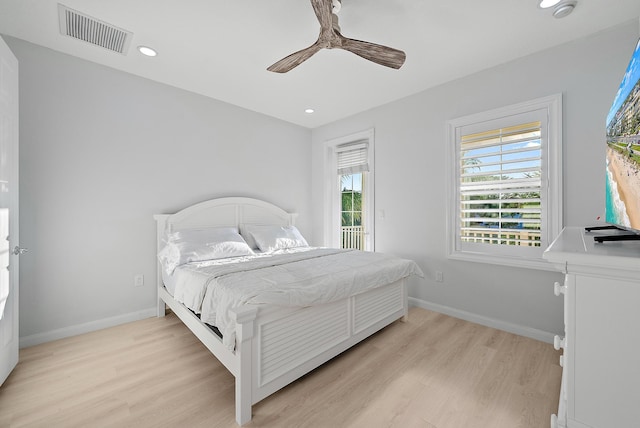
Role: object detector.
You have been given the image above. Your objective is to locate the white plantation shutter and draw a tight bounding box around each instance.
[447,94,563,269]
[336,141,369,175]
[460,121,542,248]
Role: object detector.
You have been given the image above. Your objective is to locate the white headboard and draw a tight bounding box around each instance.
[155,197,297,233]
[154,197,298,289]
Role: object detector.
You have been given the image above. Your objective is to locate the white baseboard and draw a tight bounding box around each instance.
[19,307,157,348]
[409,297,556,344]
[20,301,555,348]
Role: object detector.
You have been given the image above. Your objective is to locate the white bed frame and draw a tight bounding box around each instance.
[155,197,408,425]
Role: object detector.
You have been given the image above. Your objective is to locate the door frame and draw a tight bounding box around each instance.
[0,35,19,386]
[324,129,375,251]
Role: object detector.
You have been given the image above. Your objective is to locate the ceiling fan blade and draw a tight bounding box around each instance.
[267,43,322,73]
[310,0,333,30]
[340,37,406,69]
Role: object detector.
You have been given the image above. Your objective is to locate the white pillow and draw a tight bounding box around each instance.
[239,224,259,250]
[158,227,254,274]
[245,225,309,252]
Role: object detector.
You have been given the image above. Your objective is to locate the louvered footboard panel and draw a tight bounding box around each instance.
[258,300,349,387]
[353,281,404,334]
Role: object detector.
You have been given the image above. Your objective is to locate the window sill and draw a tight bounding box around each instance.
[448,250,557,271]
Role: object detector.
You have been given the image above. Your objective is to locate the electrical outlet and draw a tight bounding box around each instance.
[435,271,444,283]
[134,274,144,287]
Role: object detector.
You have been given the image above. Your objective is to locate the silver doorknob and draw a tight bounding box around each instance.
[13,246,28,255]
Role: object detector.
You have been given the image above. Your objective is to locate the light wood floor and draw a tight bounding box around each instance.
[0,307,561,428]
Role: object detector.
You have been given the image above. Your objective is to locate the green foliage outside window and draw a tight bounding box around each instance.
[341,174,363,227]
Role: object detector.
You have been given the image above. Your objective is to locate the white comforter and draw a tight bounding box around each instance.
[169,248,423,349]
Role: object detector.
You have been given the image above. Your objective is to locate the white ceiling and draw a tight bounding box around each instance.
[1,0,639,128]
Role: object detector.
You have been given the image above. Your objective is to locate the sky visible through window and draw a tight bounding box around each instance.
[341,173,362,191]
[462,140,541,180]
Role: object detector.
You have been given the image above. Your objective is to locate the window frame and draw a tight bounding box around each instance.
[446,94,563,270]
[325,129,375,251]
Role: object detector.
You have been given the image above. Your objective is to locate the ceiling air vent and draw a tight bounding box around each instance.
[58,4,133,54]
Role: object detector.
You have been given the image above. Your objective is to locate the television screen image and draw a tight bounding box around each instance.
[605,38,640,233]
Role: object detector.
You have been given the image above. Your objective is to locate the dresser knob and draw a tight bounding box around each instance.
[559,355,564,367]
[554,281,567,296]
[554,335,566,350]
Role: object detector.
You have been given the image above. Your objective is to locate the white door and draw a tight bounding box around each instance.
[326,130,375,252]
[0,35,19,386]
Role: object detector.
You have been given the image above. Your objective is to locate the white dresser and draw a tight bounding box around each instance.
[543,227,640,428]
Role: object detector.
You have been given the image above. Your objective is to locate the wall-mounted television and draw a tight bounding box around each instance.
[600,38,640,242]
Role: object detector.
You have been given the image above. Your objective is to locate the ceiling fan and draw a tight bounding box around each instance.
[267,0,406,73]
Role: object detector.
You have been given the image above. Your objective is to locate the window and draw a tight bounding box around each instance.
[341,173,364,250]
[447,95,562,270]
[325,130,375,251]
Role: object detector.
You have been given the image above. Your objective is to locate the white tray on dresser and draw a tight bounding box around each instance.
[543,227,640,428]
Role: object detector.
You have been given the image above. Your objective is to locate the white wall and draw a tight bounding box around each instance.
[311,22,640,339]
[6,37,312,342]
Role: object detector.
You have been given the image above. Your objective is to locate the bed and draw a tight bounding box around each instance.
[155,197,422,425]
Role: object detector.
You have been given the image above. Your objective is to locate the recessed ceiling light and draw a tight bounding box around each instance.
[137,46,157,57]
[539,0,561,8]
[305,108,315,114]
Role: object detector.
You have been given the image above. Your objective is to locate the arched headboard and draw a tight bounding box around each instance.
[155,197,297,234]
